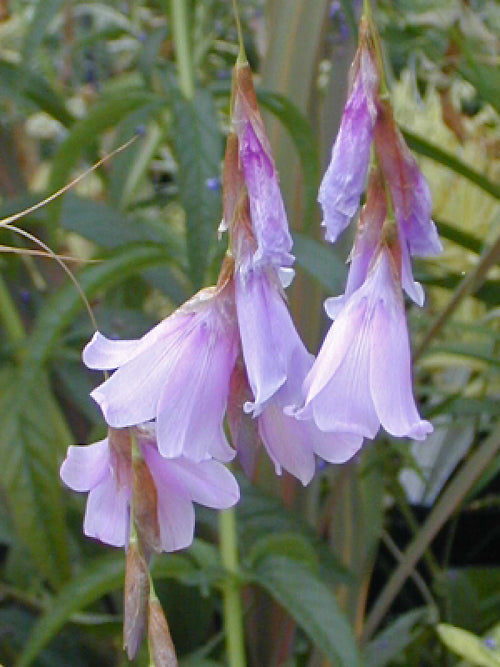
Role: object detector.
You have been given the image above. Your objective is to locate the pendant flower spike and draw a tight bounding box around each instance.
[226,59,364,481]
[318,18,442,260]
[296,170,433,443]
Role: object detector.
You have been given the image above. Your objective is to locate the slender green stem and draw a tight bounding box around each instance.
[170,0,195,100]
[219,508,246,667]
[0,275,25,361]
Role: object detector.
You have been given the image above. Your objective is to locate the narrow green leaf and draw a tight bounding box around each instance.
[293,231,347,294]
[0,60,73,127]
[437,623,500,667]
[257,90,320,226]
[402,129,500,201]
[245,532,319,571]
[250,555,361,666]
[48,90,164,218]
[363,608,429,667]
[24,243,172,371]
[0,369,71,587]
[236,476,351,585]
[170,85,222,288]
[22,0,65,65]
[435,218,484,254]
[18,552,195,667]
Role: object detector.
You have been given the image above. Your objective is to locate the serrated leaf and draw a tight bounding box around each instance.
[0,368,70,587]
[18,552,195,667]
[257,90,320,226]
[250,555,361,666]
[170,85,222,288]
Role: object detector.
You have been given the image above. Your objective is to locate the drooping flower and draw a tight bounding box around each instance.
[296,243,433,442]
[60,426,240,551]
[233,259,363,483]
[318,20,379,243]
[231,61,294,270]
[374,100,443,257]
[83,282,239,463]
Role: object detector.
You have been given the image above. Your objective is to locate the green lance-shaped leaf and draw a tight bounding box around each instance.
[21,0,65,67]
[363,608,429,667]
[24,242,173,371]
[250,555,361,666]
[169,85,222,289]
[0,60,74,127]
[292,231,347,294]
[48,89,164,221]
[0,368,71,588]
[18,552,195,667]
[402,129,500,201]
[437,623,500,667]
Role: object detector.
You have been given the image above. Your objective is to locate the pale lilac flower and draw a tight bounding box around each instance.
[60,427,239,551]
[297,246,433,441]
[83,286,239,462]
[374,101,442,257]
[318,43,379,243]
[325,168,425,314]
[234,264,363,483]
[232,65,294,269]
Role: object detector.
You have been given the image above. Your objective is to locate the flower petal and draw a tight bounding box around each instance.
[155,319,238,461]
[258,402,316,486]
[83,316,187,370]
[153,480,195,553]
[311,430,364,464]
[318,51,378,243]
[160,456,240,509]
[60,439,110,492]
[90,315,197,428]
[300,298,379,437]
[84,471,130,547]
[374,102,442,257]
[236,268,303,415]
[370,291,433,440]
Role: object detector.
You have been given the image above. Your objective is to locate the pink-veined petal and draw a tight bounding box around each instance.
[311,430,364,464]
[155,320,237,461]
[90,316,197,428]
[83,316,188,370]
[258,402,316,486]
[160,456,240,509]
[236,268,303,415]
[154,480,195,553]
[370,291,433,440]
[60,439,110,492]
[83,471,130,547]
[318,50,378,243]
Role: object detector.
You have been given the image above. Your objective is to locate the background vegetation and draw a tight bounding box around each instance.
[0,0,498,664]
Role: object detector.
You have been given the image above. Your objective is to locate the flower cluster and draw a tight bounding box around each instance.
[61,14,436,592]
[294,17,438,447]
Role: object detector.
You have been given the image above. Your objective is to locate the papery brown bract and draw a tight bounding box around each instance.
[123,541,149,660]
